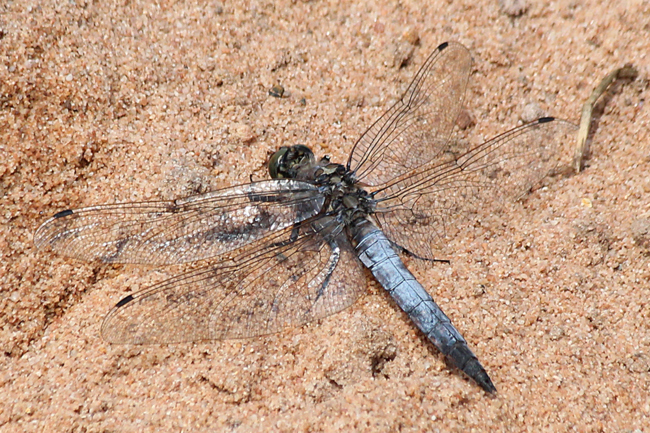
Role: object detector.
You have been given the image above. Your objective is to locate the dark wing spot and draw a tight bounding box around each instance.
[54,209,74,218]
[115,294,134,308]
[438,41,449,51]
[538,116,554,124]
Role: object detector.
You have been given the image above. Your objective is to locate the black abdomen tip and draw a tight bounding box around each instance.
[448,342,497,394]
[54,209,74,218]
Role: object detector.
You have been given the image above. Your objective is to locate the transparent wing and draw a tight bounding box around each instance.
[347,41,471,186]
[101,217,367,344]
[372,118,578,260]
[34,180,325,265]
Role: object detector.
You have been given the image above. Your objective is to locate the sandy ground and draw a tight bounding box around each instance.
[1,0,649,431]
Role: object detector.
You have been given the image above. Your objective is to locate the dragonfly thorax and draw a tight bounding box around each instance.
[268,144,374,223]
[317,164,374,224]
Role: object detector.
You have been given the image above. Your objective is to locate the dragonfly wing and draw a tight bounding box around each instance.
[372,118,578,260]
[34,180,325,265]
[347,42,471,186]
[101,217,367,344]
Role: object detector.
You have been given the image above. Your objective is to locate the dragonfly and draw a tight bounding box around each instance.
[34,42,577,393]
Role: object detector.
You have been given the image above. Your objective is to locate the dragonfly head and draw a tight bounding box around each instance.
[268,145,315,179]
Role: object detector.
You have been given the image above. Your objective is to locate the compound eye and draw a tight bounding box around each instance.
[289,145,315,163]
[268,147,289,178]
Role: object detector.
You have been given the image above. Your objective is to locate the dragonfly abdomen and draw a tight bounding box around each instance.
[351,218,496,393]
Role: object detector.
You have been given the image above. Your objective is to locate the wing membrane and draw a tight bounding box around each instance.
[101,218,366,344]
[34,180,324,265]
[372,118,578,259]
[347,41,471,186]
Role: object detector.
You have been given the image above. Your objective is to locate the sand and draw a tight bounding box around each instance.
[1,0,649,431]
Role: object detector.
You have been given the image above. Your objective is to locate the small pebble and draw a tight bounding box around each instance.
[456,108,476,130]
[232,123,256,143]
[269,84,284,98]
[402,28,420,46]
[631,218,650,250]
[521,101,544,123]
